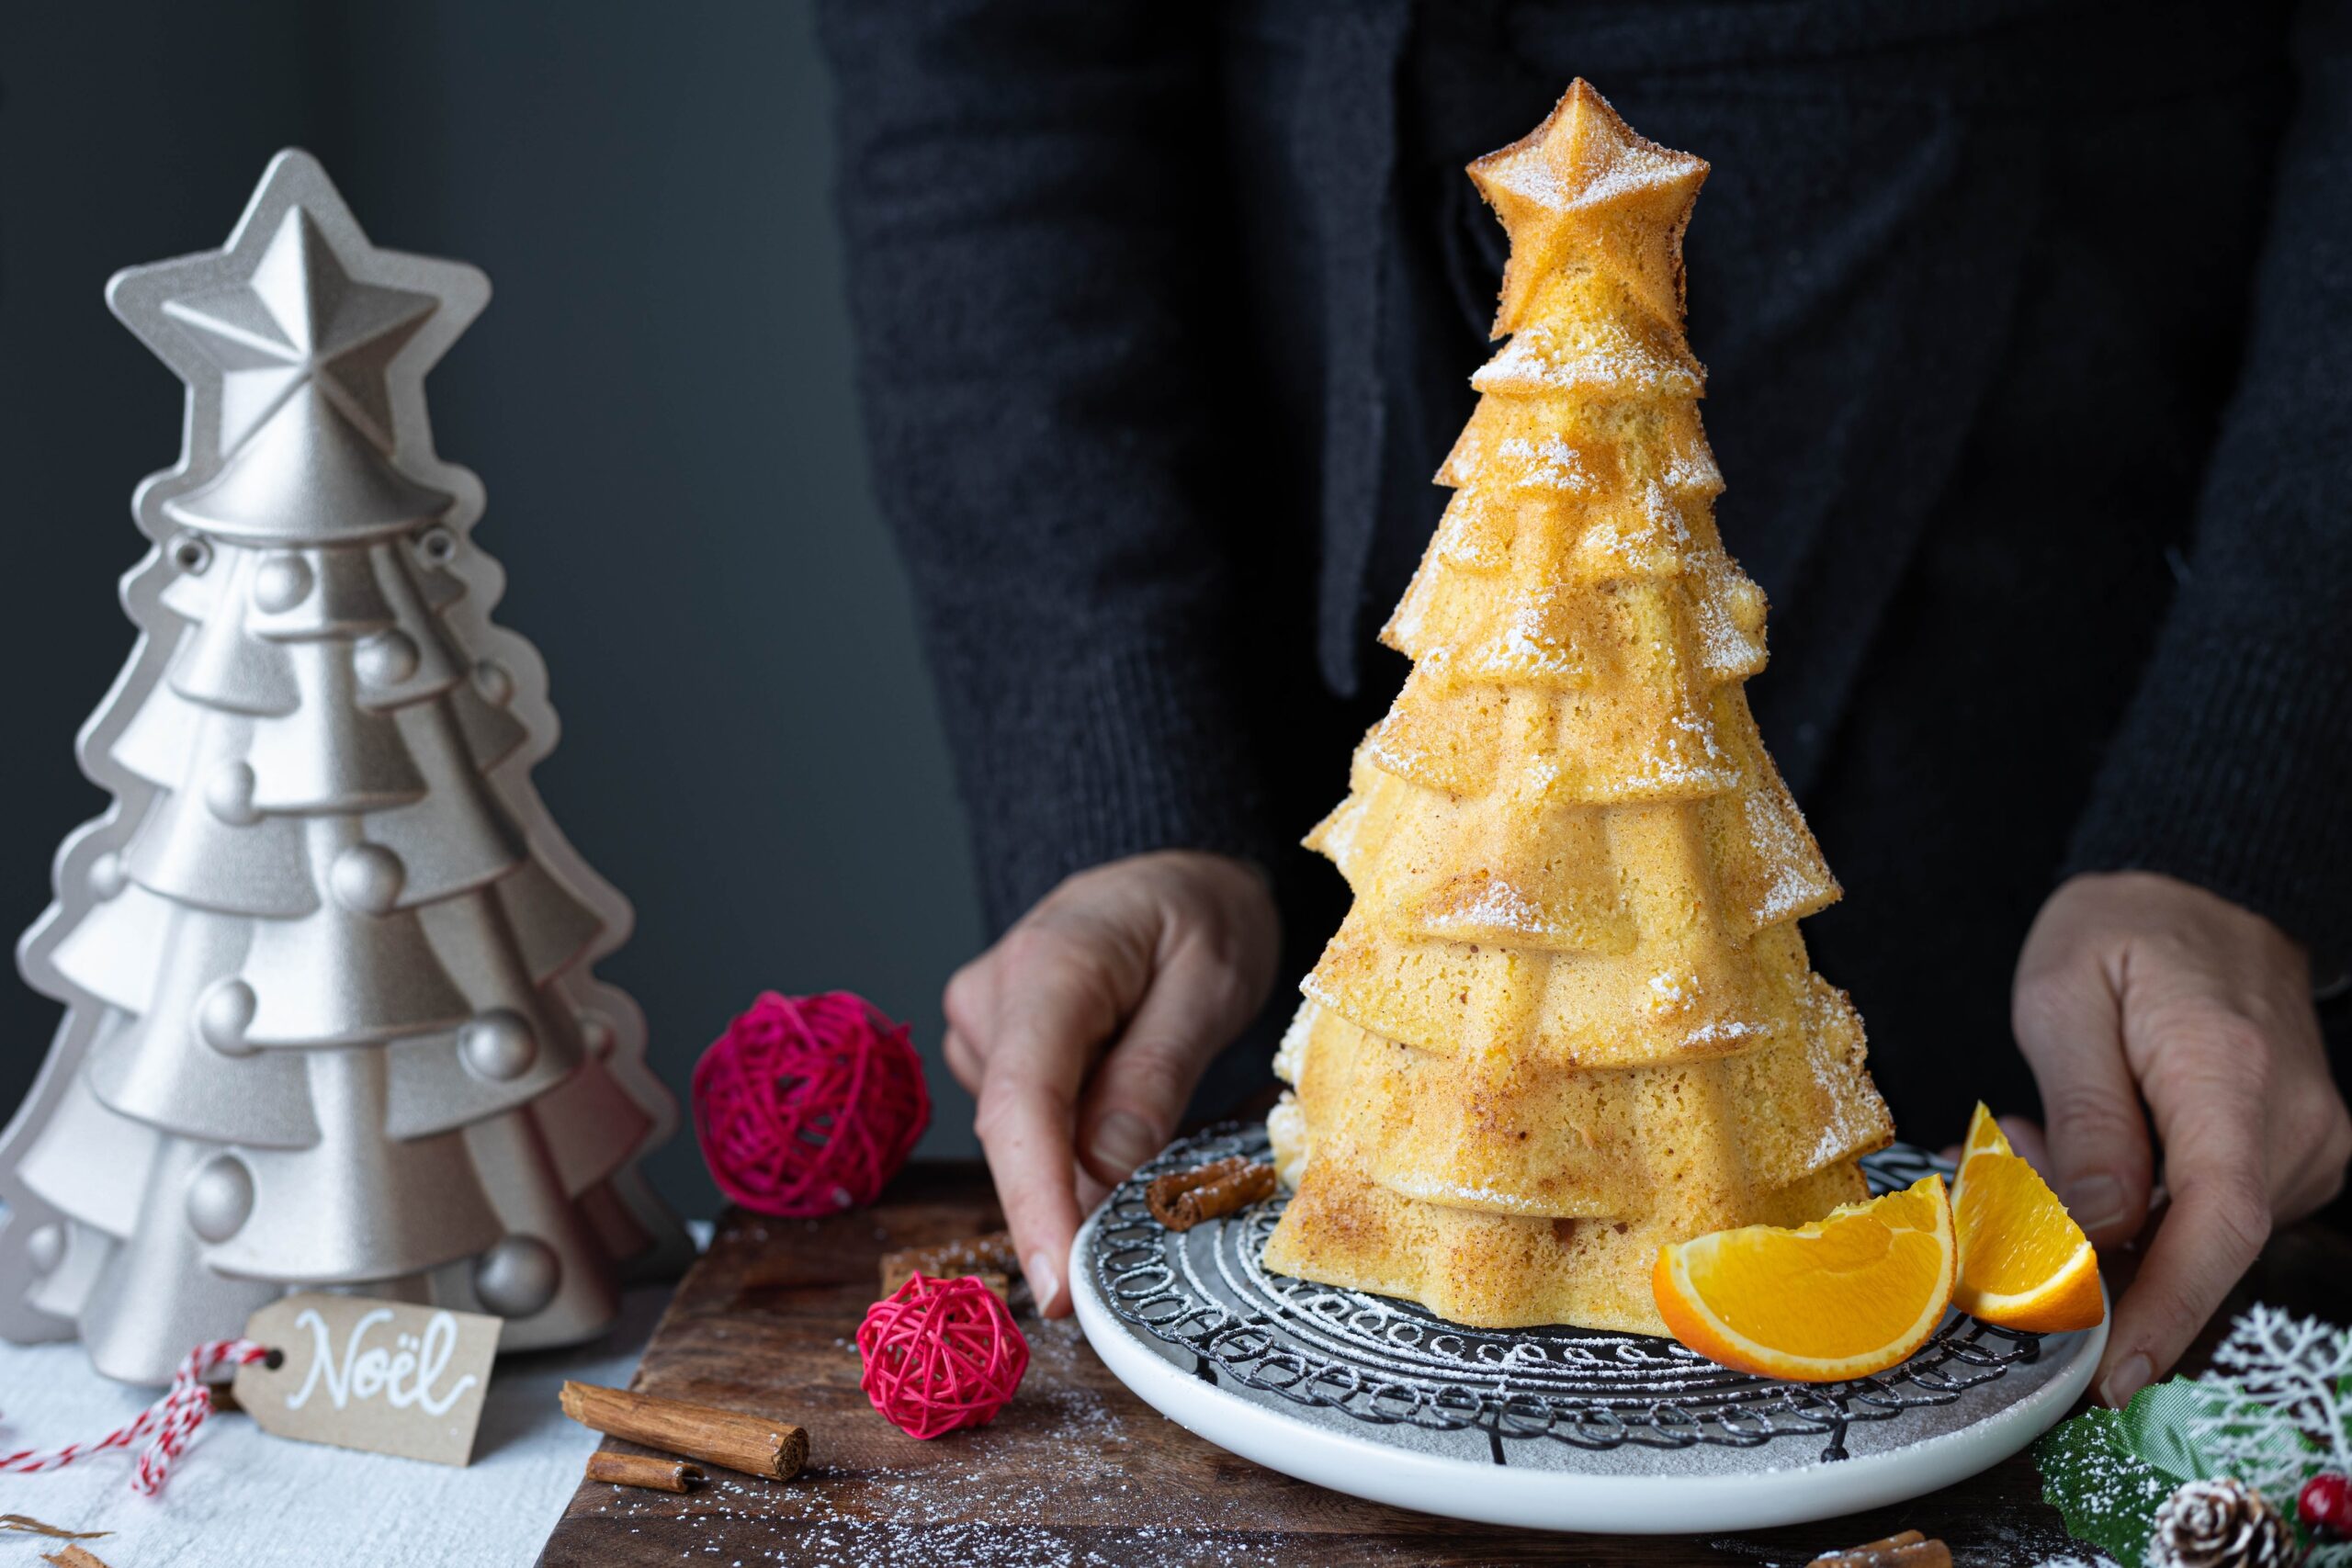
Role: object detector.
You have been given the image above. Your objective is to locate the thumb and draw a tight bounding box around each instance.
[2011,963,2154,1248]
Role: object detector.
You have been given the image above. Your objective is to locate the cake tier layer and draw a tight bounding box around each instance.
[1261,1151,1868,1335]
[1353,619,1802,809]
[1387,547,1766,695]
[1273,992,1889,1220]
[1392,403,1755,694]
[1307,857,1845,1074]
[1312,708,1834,957]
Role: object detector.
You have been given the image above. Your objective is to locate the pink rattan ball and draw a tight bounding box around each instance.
[692,990,930,1217]
[856,1274,1029,1438]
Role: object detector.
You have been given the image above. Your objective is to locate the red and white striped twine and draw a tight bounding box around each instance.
[0,1337,273,1497]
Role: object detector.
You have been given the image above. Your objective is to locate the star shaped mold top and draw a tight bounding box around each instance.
[107,149,492,546]
[1467,81,1708,340]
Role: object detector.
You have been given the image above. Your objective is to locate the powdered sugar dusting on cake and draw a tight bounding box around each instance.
[1272,1002,1319,1084]
[1804,996,1888,1168]
[1743,786,1835,926]
[1691,560,1768,676]
[1659,439,1724,497]
[1423,874,1560,941]
[1498,434,1600,493]
[1471,323,1702,399]
[1574,137,1700,210]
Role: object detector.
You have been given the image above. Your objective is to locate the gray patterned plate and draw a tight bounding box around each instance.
[1069,1126,2105,1533]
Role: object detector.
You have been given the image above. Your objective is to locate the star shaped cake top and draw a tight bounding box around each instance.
[1468,80,1708,340]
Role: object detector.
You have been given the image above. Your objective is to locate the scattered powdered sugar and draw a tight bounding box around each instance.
[1646,970,1700,1013]
[1613,709,1736,796]
[1658,441,1724,497]
[561,1308,1423,1568]
[1572,137,1702,211]
[1477,140,1561,211]
[1384,570,1435,647]
[1641,480,1694,547]
[1425,874,1563,942]
[1803,993,1882,1168]
[1393,1171,1551,1213]
[1266,1094,1309,1188]
[1742,787,1832,926]
[1476,105,1699,218]
[1361,721,1437,788]
[1690,563,1766,676]
[1432,504,1507,571]
[1491,614,1588,682]
[1271,1003,1318,1084]
[1307,790,1367,874]
[1498,433,1600,493]
[1471,322,1702,400]
[1580,480,1696,575]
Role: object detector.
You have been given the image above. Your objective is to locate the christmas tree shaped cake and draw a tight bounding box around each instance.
[1263,84,1894,1334]
[0,152,684,1382]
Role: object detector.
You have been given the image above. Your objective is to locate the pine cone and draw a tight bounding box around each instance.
[2149,1478,2296,1568]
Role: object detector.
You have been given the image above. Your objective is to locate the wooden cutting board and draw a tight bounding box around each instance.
[534,1162,2341,1566]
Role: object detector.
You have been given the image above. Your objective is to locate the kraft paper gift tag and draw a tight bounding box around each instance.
[232,1294,501,1466]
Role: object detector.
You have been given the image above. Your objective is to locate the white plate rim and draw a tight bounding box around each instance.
[1068,1206,2107,1535]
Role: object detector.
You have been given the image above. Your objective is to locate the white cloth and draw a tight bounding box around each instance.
[0,1280,673,1567]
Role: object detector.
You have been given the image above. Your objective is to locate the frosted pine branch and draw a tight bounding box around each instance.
[2199,1303,2352,1472]
[2179,1305,2352,1565]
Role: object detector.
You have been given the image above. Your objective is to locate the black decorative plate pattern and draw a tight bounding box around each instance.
[1086,1127,2042,1466]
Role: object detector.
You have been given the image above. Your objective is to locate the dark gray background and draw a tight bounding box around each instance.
[0,1,989,1217]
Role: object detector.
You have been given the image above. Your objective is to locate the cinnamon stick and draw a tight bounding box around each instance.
[558,1382,806,1482]
[0,1519,108,1543]
[1147,1156,1276,1231]
[879,1232,1019,1297]
[1808,1531,1951,1568]
[585,1450,703,1493]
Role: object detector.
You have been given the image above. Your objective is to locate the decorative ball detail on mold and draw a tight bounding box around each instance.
[186,1155,255,1243]
[252,552,312,613]
[473,1235,560,1317]
[204,761,261,826]
[330,843,405,915]
[24,1224,64,1274]
[458,1010,537,1082]
[196,978,259,1056]
[86,852,129,901]
[576,1010,616,1059]
[471,659,514,707]
[354,629,421,687]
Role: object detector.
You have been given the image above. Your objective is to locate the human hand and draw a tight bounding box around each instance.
[2011,871,2351,1405]
[943,851,1280,1317]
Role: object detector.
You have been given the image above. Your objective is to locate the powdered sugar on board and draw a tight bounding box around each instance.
[565,1313,1430,1567]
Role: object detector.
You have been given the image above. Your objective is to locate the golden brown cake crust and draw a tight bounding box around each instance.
[1263,80,1893,1331]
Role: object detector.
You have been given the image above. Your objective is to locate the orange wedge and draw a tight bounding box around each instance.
[1957,1099,2012,1168]
[1651,1175,1955,1382]
[1951,1102,2102,1333]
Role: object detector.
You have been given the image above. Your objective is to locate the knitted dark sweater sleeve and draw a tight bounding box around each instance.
[2063,0,2352,970]
[814,2,1274,933]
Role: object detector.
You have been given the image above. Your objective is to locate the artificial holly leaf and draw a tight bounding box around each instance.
[2158,1382,2323,1484]
[2032,1404,2179,1567]
[2120,1380,2245,1481]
